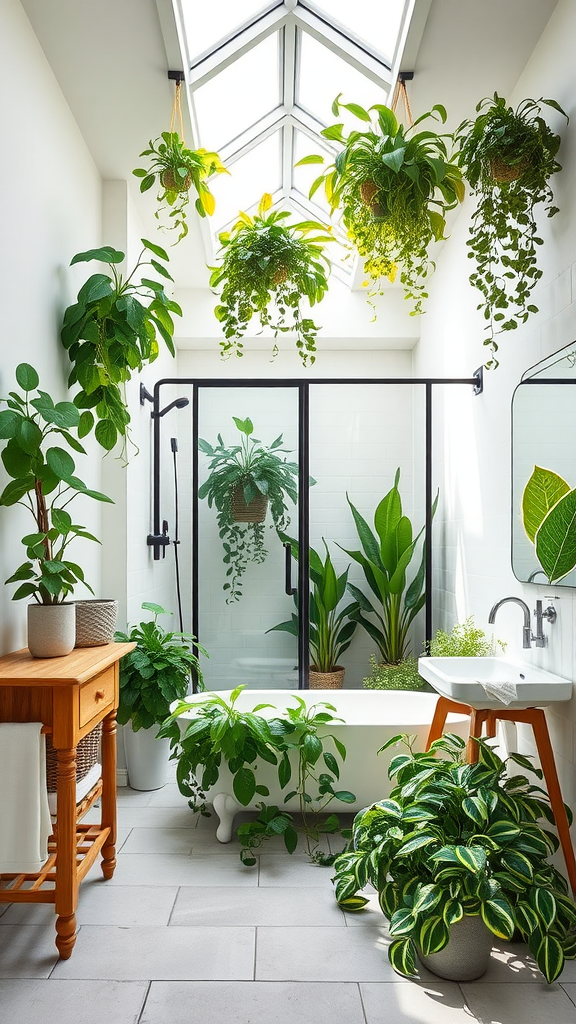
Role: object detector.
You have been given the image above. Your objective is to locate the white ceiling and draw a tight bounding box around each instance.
[20,0,559,301]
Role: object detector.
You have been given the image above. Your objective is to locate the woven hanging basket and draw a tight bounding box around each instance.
[489,155,529,183]
[161,166,192,192]
[45,722,102,793]
[309,667,345,690]
[231,483,269,523]
[75,599,118,648]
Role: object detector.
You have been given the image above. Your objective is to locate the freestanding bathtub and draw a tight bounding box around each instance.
[176,688,470,842]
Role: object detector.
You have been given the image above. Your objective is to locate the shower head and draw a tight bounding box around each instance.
[154,396,190,418]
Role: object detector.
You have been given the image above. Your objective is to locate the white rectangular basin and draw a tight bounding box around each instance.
[418,656,572,710]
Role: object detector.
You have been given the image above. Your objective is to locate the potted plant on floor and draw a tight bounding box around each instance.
[198,416,300,602]
[299,97,464,314]
[115,602,207,791]
[267,539,360,688]
[455,94,568,367]
[333,732,576,983]
[209,193,332,365]
[521,465,576,583]
[0,363,113,657]
[61,238,181,462]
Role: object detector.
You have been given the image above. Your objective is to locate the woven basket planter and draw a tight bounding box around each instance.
[309,667,345,690]
[75,599,118,648]
[231,484,268,523]
[489,155,529,183]
[46,722,102,793]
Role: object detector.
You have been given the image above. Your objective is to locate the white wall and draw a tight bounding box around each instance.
[414,0,576,806]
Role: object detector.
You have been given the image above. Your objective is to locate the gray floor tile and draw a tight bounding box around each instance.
[104,853,259,887]
[117,787,154,806]
[121,827,196,854]
[462,980,576,1023]
[52,925,255,981]
[255,926,397,981]
[480,942,542,982]
[361,981,477,1023]
[561,983,576,1007]
[258,854,338,887]
[146,784,192,807]
[171,886,346,927]
[2,883,178,927]
[141,981,366,1024]
[0,979,147,1024]
[116,806,202,829]
[0,924,59,978]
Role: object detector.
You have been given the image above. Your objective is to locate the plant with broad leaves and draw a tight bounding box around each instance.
[114,602,208,731]
[333,732,576,984]
[160,686,355,864]
[455,94,568,367]
[522,465,576,584]
[341,468,436,665]
[133,132,227,241]
[61,238,182,461]
[209,193,332,365]
[0,363,113,604]
[298,96,464,316]
[198,416,300,602]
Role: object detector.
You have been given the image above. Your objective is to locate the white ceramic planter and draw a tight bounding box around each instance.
[124,725,171,791]
[27,602,76,658]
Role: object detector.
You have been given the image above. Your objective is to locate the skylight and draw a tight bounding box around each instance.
[183,1,282,63]
[303,0,408,65]
[297,31,388,128]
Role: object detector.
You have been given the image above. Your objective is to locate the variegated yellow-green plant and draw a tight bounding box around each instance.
[522,465,576,583]
[332,732,576,984]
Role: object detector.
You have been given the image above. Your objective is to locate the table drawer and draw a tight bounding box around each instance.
[79,667,115,726]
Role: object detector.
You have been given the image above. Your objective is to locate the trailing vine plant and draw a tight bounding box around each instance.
[456,94,568,367]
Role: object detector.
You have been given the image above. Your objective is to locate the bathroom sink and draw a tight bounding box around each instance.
[418,656,572,710]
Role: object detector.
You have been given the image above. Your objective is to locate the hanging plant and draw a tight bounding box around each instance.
[61,238,181,462]
[298,95,464,315]
[455,94,568,367]
[209,193,332,366]
[132,80,227,242]
[198,416,299,602]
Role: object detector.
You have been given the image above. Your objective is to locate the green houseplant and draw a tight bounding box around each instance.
[198,416,299,602]
[61,238,181,460]
[333,732,576,984]
[456,94,568,367]
[342,468,434,666]
[115,601,207,791]
[209,193,332,365]
[429,616,506,657]
[267,538,359,688]
[133,131,226,241]
[521,465,576,583]
[363,655,431,692]
[300,97,464,314]
[0,363,113,657]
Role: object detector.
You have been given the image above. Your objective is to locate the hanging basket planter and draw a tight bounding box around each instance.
[160,166,193,192]
[488,154,530,183]
[231,484,268,523]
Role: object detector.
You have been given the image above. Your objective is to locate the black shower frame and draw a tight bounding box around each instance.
[147,372,483,689]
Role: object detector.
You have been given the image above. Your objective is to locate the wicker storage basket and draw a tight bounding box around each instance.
[45,723,102,793]
[231,484,268,523]
[309,667,345,690]
[75,599,118,648]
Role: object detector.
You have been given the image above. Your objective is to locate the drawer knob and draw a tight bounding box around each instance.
[95,689,106,700]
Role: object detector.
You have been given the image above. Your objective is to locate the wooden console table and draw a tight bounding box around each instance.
[0,642,134,958]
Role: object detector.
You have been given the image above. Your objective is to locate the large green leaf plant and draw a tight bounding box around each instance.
[522,465,576,583]
[333,732,576,984]
[0,363,113,604]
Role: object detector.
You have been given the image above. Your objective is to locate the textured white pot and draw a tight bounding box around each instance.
[418,914,493,981]
[124,725,171,791]
[27,602,76,658]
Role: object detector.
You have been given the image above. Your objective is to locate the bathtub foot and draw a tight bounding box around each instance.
[212,793,240,843]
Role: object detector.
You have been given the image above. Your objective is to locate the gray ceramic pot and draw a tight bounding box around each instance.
[27,602,76,658]
[418,914,493,981]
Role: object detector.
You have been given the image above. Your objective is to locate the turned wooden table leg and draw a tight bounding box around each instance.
[55,746,78,959]
[100,709,117,880]
[426,697,451,749]
[466,710,488,764]
[530,709,576,896]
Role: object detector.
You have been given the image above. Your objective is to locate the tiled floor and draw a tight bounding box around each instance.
[2,781,576,1023]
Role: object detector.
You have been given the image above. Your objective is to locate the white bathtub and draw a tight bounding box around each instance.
[176,688,470,842]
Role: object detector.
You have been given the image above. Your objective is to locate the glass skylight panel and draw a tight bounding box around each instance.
[210,133,282,233]
[297,31,388,128]
[292,130,332,219]
[193,34,280,152]
[303,0,407,64]
[184,1,280,62]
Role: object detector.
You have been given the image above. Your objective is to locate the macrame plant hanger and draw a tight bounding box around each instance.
[391,72,414,127]
[168,71,186,141]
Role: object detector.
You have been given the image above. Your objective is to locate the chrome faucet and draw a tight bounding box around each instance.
[488,596,556,648]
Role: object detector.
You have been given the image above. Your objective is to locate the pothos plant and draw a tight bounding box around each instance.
[456,94,568,367]
[159,685,355,865]
[333,732,576,984]
[198,416,299,602]
[0,363,113,604]
[61,238,181,461]
[209,193,332,365]
[299,96,464,315]
[133,131,227,241]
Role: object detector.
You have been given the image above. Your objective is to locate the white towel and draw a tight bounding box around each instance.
[47,761,102,817]
[0,723,52,874]
[480,679,518,706]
